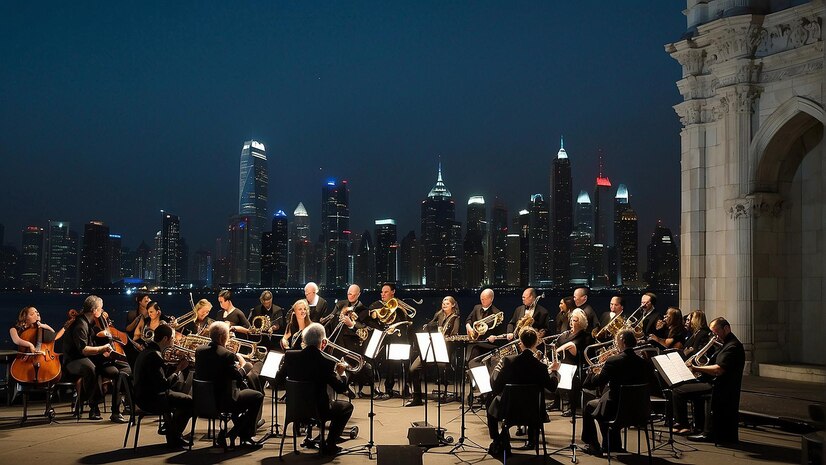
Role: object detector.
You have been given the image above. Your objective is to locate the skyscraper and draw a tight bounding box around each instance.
[21,226,44,288]
[354,231,374,288]
[289,202,312,286]
[399,230,421,286]
[227,214,252,285]
[421,164,460,289]
[374,219,398,286]
[135,240,151,281]
[191,248,212,287]
[570,191,594,285]
[490,200,509,286]
[593,150,613,246]
[45,221,78,289]
[271,210,289,288]
[238,140,268,285]
[514,209,530,287]
[322,180,351,288]
[646,222,679,291]
[109,234,122,283]
[505,233,521,287]
[614,184,639,285]
[552,137,573,286]
[463,196,486,289]
[527,194,551,287]
[160,212,181,286]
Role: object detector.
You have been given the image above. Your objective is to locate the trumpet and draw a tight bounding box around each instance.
[322,339,364,372]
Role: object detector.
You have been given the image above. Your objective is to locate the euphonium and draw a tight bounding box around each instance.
[471,312,504,339]
[162,345,196,364]
[249,315,271,335]
[322,339,364,373]
[686,336,723,368]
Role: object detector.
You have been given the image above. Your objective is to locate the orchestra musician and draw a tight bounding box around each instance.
[194,322,264,447]
[367,282,411,398]
[580,328,650,457]
[331,284,373,397]
[279,322,353,456]
[305,282,330,323]
[596,295,625,339]
[556,296,576,333]
[487,327,560,456]
[554,308,589,417]
[181,299,214,337]
[63,295,131,422]
[673,317,745,444]
[465,288,505,363]
[505,288,549,340]
[573,287,601,334]
[681,310,712,360]
[133,301,168,348]
[405,296,460,407]
[648,306,687,350]
[132,324,193,449]
[281,299,312,350]
[10,306,64,352]
[125,292,151,334]
[218,290,252,335]
[639,292,660,337]
[249,290,285,335]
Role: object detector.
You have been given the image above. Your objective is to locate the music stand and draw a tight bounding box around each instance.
[650,352,700,457]
[448,345,488,454]
[257,351,284,444]
[548,363,579,463]
[388,343,411,404]
[414,332,450,444]
[342,328,387,459]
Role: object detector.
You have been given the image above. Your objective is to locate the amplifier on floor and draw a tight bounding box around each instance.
[407,424,438,446]
[377,445,424,465]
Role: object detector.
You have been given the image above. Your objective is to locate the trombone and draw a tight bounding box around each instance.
[322,339,365,373]
[228,337,268,362]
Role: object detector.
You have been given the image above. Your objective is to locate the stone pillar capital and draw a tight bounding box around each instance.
[726,193,784,220]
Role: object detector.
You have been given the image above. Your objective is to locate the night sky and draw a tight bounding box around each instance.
[1,1,686,253]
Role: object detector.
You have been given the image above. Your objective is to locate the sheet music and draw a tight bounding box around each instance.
[364,328,384,359]
[415,332,450,363]
[260,351,284,379]
[557,363,577,391]
[470,366,492,394]
[652,352,696,386]
[387,343,411,361]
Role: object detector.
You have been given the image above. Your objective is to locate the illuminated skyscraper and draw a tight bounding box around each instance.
[238,140,268,285]
[614,184,639,285]
[490,200,509,286]
[322,180,351,288]
[45,221,78,289]
[528,194,551,286]
[463,196,486,289]
[262,210,289,287]
[160,212,181,286]
[570,191,594,285]
[399,231,421,286]
[109,234,122,283]
[646,222,679,291]
[374,219,398,285]
[421,164,460,289]
[289,202,312,286]
[21,226,44,288]
[551,137,573,286]
[513,209,530,287]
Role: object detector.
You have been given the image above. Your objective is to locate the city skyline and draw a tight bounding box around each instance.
[1,2,684,253]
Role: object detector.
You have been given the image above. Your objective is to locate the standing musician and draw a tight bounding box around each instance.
[132,324,193,449]
[405,296,460,407]
[505,288,549,340]
[133,301,168,348]
[673,317,745,443]
[305,282,330,323]
[125,292,151,334]
[554,308,589,417]
[331,284,373,397]
[218,290,252,335]
[281,299,312,350]
[487,327,560,456]
[279,323,353,456]
[367,282,412,398]
[556,296,577,333]
[580,328,650,456]
[681,310,712,360]
[648,306,687,350]
[181,299,214,337]
[465,288,505,363]
[195,322,264,447]
[639,292,660,337]
[63,295,131,422]
[573,287,601,334]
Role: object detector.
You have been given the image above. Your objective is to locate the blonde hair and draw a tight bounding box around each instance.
[570,308,588,331]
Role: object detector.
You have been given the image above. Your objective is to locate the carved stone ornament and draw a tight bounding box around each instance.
[713,24,764,63]
[735,88,761,113]
[676,49,707,76]
[761,59,823,83]
[727,194,784,220]
[757,16,822,55]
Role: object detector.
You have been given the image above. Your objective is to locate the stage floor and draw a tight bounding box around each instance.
[0,383,806,465]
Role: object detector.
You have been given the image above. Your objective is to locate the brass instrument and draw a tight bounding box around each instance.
[370,297,418,324]
[179,334,211,351]
[329,307,369,346]
[141,327,154,343]
[162,344,196,364]
[514,292,544,336]
[172,309,197,330]
[384,320,412,336]
[323,340,365,373]
[584,340,616,367]
[621,305,646,340]
[686,336,722,368]
[249,315,272,335]
[228,337,268,361]
[440,313,459,337]
[592,313,625,340]
[470,311,504,339]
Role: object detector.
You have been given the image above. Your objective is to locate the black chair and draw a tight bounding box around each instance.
[119,373,163,449]
[606,383,652,465]
[189,379,232,451]
[498,383,547,460]
[279,379,326,460]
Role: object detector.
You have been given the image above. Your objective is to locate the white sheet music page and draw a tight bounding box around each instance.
[652,352,696,385]
[470,366,492,394]
[557,363,578,390]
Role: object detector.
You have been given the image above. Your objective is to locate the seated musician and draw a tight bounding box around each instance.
[281,299,312,350]
[487,327,560,456]
[218,290,252,335]
[648,307,687,350]
[194,322,264,447]
[125,292,151,335]
[465,288,505,363]
[279,322,353,456]
[133,324,193,449]
[554,308,588,417]
[248,291,284,346]
[504,288,549,340]
[555,296,576,333]
[331,284,373,397]
[10,306,63,351]
[367,282,411,399]
[595,295,625,341]
[673,317,745,443]
[581,328,650,456]
[405,296,460,407]
[681,310,712,360]
[63,295,131,422]
[133,301,168,348]
[182,299,214,337]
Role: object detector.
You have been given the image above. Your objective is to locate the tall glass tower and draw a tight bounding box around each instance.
[322,180,351,289]
[238,140,268,285]
[289,202,311,286]
[21,226,44,288]
[528,194,551,287]
[80,220,110,288]
[463,196,486,289]
[551,137,573,286]
[374,219,398,286]
[421,163,460,289]
[570,191,594,285]
[614,184,639,285]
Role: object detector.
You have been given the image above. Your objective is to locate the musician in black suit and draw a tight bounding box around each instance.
[581,328,650,456]
[465,288,505,363]
[367,282,411,398]
[248,290,286,335]
[63,295,131,423]
[194,322,264,446]
[305,282,330,323]
[181,299,214,337]
[505,288,549,340]
[573,287,601,334]
[280,322,353,455]
[639,292,660,337]
[599,295,625,328]
[330,284,373,396]
[487,327,560,456]
[133,324,193,448]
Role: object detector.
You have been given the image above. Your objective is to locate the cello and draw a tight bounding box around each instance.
[10,324,62,385]
[93,311,129,362]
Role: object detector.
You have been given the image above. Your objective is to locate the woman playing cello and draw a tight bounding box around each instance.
[10,306,63,385]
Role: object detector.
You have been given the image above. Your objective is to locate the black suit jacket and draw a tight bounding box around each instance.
[133,342,181,410]
[280,346,348,417]
[488,350,559,419]
[331,299,369,350]
[583,348,650,419]
[580,304,600,332]
[507,305,550,334]
[309,297,329,323]
[194,342,247,411]
[641,310,660,337]
[249,303,286,332]
[465,304,505,337]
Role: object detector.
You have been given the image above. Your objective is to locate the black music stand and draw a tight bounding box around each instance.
[650,352,700,457]
[547,363,579,463]
[256,350,284,444]
[387,343,411,405]
[414,332,451,446]
[341,328,387,459]
[448,355,489,454]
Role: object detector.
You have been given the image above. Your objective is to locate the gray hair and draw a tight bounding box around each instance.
[208,321,229,344]
[82,295,103,314]
[481,288,494,300]
[302,322,326,348]
[304,282,319,293]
